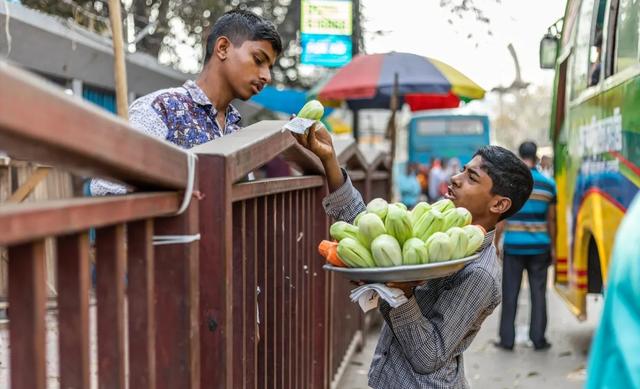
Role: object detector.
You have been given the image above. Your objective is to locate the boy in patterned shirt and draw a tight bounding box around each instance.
[91,9,281,195]
[294,124,533,388]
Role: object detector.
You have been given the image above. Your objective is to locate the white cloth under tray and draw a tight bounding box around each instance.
[350,283,409,312]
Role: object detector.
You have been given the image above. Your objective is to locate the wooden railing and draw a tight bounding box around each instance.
[0,62,199,389]
[330,139,369,384]
[192,122,331,389]
[0,61,391,389]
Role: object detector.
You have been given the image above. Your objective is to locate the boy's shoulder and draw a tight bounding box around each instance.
[132,85,192,113]
[451,245,501,300]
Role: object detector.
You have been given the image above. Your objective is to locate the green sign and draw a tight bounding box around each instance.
[301,0,353,36]
[301,0,353,67]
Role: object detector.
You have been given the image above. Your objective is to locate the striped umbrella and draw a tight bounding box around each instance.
[316,52,485,111]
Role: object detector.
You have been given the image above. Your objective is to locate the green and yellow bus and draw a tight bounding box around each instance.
[540,0,640,320]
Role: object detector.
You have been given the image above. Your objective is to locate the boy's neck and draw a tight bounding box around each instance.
[196,68,234,113]
[472,215,497,233]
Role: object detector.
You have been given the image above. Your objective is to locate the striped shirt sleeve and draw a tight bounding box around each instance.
[322,169,367,224]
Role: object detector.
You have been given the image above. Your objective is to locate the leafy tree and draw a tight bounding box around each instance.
[21,0,324,88]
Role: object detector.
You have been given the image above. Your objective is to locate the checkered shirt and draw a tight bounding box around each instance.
[323,171,502,389]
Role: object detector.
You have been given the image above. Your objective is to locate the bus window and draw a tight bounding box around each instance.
[588,0,607,86]
[614,0,640,73]
[416,118,483,136]
[417,119,447,135]
[447,120,484,135]
[571,0,596,97]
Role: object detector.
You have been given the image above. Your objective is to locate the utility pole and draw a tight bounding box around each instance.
[351,0,361,142]
[352,0,360,57]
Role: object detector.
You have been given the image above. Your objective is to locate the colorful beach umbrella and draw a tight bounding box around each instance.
[316,52,485,111]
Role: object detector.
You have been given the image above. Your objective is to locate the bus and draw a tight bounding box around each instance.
[540,0,640,319]
[407,111,491,165]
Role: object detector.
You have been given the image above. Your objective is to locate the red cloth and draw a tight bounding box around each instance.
[404,93,460,111]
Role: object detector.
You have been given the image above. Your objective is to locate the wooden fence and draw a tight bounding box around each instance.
[0,61,391,389]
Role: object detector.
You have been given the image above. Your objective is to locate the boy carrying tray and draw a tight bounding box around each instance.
[294,125,533,389]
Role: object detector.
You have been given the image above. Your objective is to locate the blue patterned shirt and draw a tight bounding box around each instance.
[90,80,241,195]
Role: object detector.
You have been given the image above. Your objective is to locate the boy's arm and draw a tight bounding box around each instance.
[89,100,170,196]
[294,124,366,223]
[379,269,498,375]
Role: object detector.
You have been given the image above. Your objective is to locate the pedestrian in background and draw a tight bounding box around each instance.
[397,162,422,209]
[416,163,429,202]
[428,158,447,202]
[494,141,557,351]
[585,193,640,388]
[540,155,553,178]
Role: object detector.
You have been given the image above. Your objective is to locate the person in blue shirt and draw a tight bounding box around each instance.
[586,193,640,388]
[397,162,422,209]
[494,141,557,350]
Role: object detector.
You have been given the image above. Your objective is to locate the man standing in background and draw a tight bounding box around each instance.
[494,141,557,351]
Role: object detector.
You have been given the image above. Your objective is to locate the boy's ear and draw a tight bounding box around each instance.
[215,36,231,61]
[490,195,512,217]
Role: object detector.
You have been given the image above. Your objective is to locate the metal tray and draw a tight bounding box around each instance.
[323,253,481,283]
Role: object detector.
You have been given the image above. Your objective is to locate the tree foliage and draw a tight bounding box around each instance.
[21,0,317,87]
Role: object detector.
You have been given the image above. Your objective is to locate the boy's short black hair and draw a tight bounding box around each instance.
[204,9,283,64]
[518,141,538,161]
[473,146,533,220]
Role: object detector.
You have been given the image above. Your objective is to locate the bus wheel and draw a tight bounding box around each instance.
[587,237,603,294]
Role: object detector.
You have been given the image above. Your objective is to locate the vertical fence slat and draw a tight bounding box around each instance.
[312,187,330,389]
[275,193,284,389]
[284,192,292,389]
[154,203,200,389]
[8,241,47,389]
[266,195,276,389]
[245,198,258,389]
[293,189,301,389]
[303,189,310,387]
[232,201,246,387]
[57,232,91,389]
[96,224,127,389]
[257,195,267,388]
[127,220,156,389]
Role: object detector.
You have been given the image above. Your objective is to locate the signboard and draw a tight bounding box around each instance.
[300,0,353,67]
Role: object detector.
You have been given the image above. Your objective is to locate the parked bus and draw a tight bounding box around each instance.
[407,111,491,165]
[540,0,639,319]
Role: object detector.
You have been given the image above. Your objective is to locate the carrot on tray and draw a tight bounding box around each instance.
[318,240,347,267]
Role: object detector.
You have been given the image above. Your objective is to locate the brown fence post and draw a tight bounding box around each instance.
[127,220,156,389]
[57,232,91,389]
[154,197,201,389]
[8,241,47,389]
[196,154,233,389]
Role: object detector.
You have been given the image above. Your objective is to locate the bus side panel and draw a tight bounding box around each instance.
[560,74,640,318]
